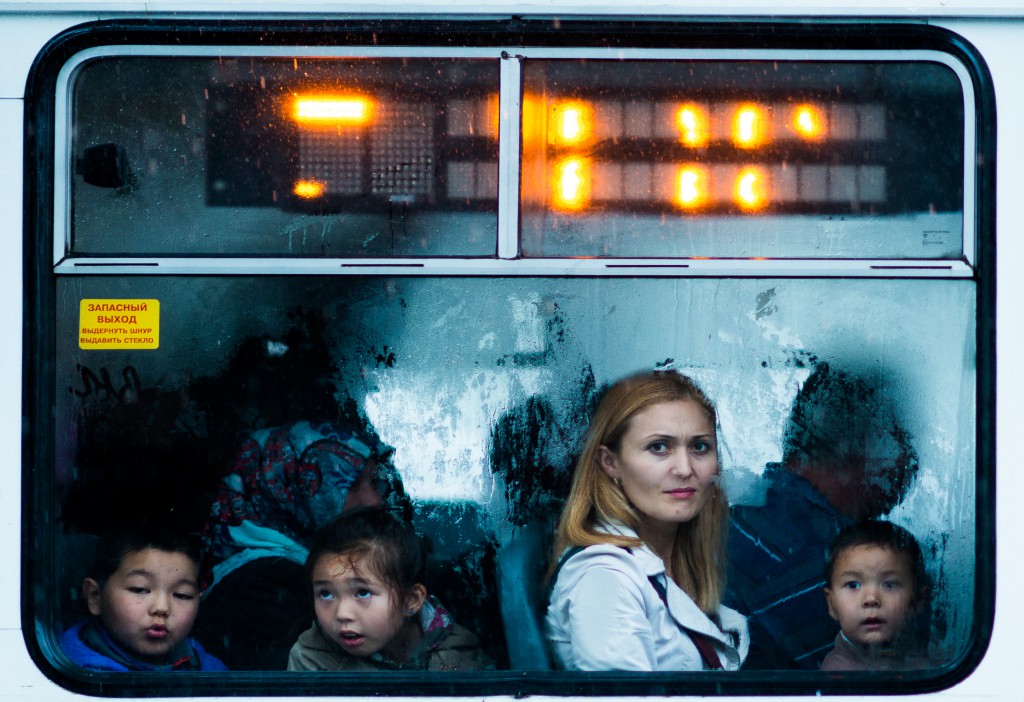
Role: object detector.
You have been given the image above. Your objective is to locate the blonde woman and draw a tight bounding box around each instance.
[545,370,748,671]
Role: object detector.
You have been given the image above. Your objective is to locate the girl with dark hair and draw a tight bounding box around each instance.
[289,508,489,671]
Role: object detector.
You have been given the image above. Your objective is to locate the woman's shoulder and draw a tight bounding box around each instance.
[561,542,641,566]
[552,543,650,593]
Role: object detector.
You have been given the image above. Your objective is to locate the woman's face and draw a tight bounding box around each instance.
[598,398,719,536]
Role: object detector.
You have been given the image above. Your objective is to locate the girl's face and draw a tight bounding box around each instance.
[824,545,916,647]
[311,552,425,661]
[598,398,719,540]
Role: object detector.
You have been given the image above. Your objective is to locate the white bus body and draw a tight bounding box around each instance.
[1,1,1017,700]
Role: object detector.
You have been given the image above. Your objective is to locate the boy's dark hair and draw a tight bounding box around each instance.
[91,528,202,586]
[305,508,425,604]
[825,520,929,602]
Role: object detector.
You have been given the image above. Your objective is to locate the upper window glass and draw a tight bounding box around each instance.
[67,56,500,257]
[520,59,966,259]
[59,49,972,266]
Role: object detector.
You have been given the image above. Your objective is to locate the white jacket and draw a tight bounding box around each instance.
[545,523,749,671]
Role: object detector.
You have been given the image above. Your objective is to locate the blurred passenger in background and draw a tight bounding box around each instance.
[727,364,919,669]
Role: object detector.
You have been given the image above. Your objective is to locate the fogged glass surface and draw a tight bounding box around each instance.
[49,275,975,672]
[70,57,499,256]
[520,60,966,259]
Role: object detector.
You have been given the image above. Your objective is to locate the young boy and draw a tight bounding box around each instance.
[821,520,930,671]
[60,529,227,672]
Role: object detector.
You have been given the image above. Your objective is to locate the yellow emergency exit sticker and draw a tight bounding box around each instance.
[79,299,160,350]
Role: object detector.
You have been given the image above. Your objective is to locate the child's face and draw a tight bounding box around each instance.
[824,544,915,647]
[84,548,200,660]
[311,552,425,660]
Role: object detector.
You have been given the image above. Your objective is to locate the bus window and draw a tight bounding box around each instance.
[22,18,991,697]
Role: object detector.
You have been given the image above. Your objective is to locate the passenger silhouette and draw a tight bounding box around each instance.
[726,363,919,669]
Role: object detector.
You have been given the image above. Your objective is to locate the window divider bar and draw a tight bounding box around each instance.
[55,257,975,278]
[497,54,522,260]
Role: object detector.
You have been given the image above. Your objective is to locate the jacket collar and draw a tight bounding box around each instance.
[594,521,667,578]
[595,521,743,648]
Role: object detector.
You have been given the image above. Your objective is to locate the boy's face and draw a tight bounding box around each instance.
[311,553,425,660]
[824,544,915,647]
[83,548,200,660]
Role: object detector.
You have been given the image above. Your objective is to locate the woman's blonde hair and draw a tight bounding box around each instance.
[550,370,729,613]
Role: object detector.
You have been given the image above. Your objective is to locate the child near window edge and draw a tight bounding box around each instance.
[60,528,227,672]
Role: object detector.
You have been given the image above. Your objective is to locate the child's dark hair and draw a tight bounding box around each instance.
[825,520,929,602]
[305,508,425,604]
[91,528,202,586]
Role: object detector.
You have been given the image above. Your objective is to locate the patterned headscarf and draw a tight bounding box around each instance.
[203,421,392,569]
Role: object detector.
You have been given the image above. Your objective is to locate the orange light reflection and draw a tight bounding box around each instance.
[521,93,544,148]
[793,104,826,140]
[677,104,709,147]
[293,180,325,199]
[552,158,590,211]
[487,94,501,140]
[675,166,708,209]
[293,96,373,125]
[733,104,767,149]
[735,167,768,210]
[550,101,593,146]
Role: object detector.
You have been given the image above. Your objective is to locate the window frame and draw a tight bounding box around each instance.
[51,34,979,277]
[22,17,996,698]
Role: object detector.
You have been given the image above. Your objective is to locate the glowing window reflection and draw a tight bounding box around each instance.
[553,158,590,210]
[676,166,708,209]
[733,104,767,148]
[293,180,325,198]
[550,102,593,146]
[677,104,709,147]
[735,166,768,210]
[793,104,826,140]
[293,96,373,125]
